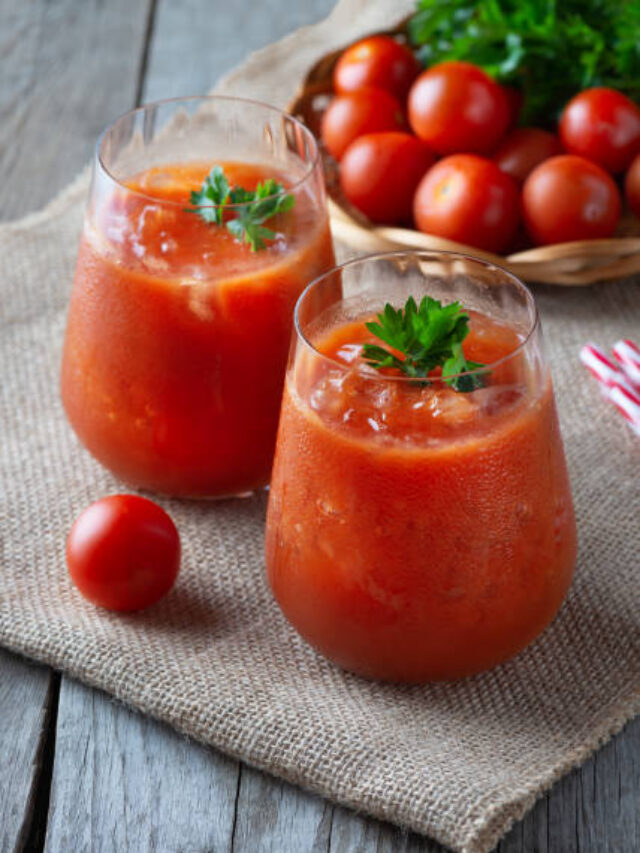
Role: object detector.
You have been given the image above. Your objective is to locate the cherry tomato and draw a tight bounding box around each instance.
[408,61,510,155]
[333,35,420,103]
[66,495,181,612]
[522,155,621,245]
[321,89,404,161]
[493,128,563,184]
[625,153,640,217]
[559,87,640,174]
[339,132,435,224]
[413,154,520,253]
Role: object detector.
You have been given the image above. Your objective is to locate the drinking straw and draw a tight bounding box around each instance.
[608,384,640,436]
[579,342,640,436]
[612,339,640,389]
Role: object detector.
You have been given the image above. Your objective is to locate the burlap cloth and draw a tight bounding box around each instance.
[1,2,639,851]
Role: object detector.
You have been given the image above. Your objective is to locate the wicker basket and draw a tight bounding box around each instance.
[288,23,640,286]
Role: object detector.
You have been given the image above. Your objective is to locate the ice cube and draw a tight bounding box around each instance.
[335,343,362,365]
[136,204,178,241]
[428,389,478,424]
[473,385,524,416]
[310,372,346,418]
[316,498,346,523]
[143,170,178,189]
[160,238,178,254]
[369,383,396,410]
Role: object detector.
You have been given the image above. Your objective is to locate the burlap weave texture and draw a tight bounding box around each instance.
[1,3,639,851]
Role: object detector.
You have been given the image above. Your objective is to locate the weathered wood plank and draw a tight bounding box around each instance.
[0,1,152,849]
[498,790,550,853]
[44,679,239,852]
[142,0,335,102]
[582,715,640,853]
[498,715,640,852]
[231,766,332,852]
[0,0,153,219]
[0,649,54,853]
[328,805,442,852]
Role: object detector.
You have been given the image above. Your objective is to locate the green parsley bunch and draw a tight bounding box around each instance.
[362,296,486,392]
[409,0,640,125]
[186,166,295,251]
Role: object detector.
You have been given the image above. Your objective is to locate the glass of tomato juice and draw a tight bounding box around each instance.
[61,96,335,497]
[265,252,577,682]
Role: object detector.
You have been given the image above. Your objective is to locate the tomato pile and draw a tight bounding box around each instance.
[321,35,640,253]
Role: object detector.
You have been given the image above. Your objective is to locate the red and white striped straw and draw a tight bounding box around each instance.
[579,343,632,391]
[609,385,640,436]
[612,339,640,389]
[579,342,640,436]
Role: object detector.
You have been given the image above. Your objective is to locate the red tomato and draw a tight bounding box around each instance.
[625,153,640,217]
[493,128,563,183]
[408,61,510,155]
[340,132,435,224]
[559,87,640,173]
[66,495,181,612]
[413,154,520,253]
[321,89,404,160]
[333,35,420,102]
[522,155,621,245]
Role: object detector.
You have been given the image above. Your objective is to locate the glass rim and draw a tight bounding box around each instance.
[294,250,541,384]
[94,94,321,210]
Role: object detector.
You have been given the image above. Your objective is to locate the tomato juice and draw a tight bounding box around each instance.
[62,161,334,496]
[266,285,576,682]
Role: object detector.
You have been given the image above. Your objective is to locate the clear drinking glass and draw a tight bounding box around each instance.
[265,251,577,682]
[61,96,335,497]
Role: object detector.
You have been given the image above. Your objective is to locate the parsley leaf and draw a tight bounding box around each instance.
[187,166,230,225]
[408,0,640,126]
[185,167,295,251]
[362,296,488,392]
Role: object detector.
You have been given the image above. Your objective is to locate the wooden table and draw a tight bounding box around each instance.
[1,2,638,851]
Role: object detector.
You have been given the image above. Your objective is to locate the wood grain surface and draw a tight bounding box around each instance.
[0,651,54,852]
[0,0,153,219]
[45,680,239,852]
[0,0,152,847]
[0,1,638,851]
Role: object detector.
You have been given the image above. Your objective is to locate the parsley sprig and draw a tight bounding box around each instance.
[408,0,640,126]
[186,166,295,251]
[362,296,487,392]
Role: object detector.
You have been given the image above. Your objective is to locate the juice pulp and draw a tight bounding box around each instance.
[266,312,576,682]
[61,162,335,496]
